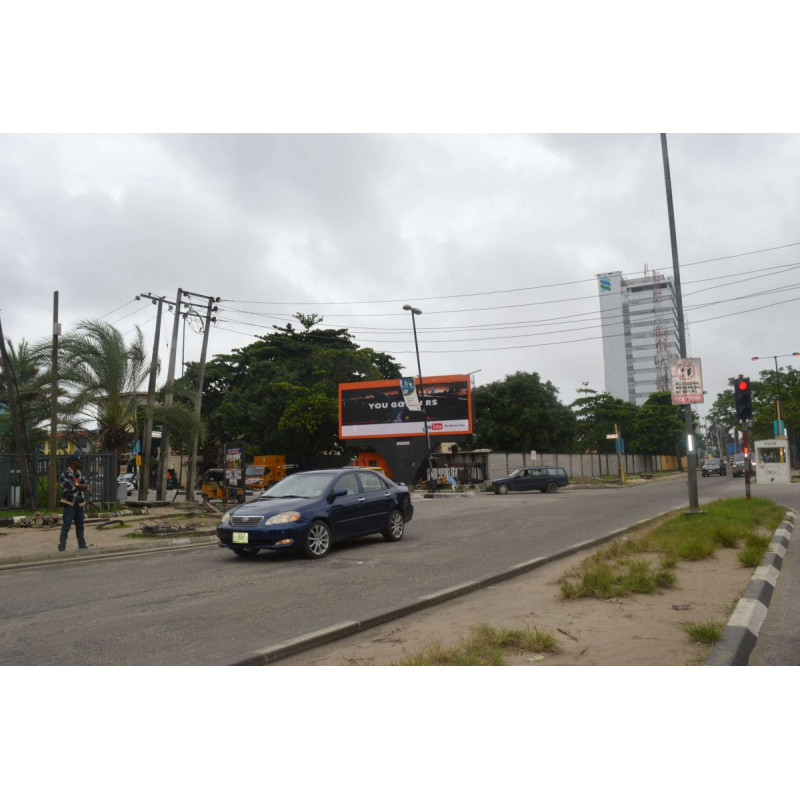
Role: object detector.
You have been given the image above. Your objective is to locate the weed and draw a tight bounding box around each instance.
[681,621,724,645]
[738,532,771,567]
[394,624,559,666]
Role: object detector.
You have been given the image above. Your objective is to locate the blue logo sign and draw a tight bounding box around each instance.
[599,277,612,292]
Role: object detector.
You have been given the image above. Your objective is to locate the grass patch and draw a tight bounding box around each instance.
[559,497,785,601]
[738,531,771,567]
[394,623,559,666]
[681,621,724,645]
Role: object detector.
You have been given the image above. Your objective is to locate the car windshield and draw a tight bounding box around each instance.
[262,472,333,499]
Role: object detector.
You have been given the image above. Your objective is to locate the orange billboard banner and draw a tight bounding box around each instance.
[339,374,472,439]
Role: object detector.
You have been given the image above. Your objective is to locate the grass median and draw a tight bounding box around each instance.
[395,497,785,666]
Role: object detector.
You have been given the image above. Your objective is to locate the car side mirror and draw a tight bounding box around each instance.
[330,488,348,501]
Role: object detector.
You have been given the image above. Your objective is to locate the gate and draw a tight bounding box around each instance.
[0,452,117,510]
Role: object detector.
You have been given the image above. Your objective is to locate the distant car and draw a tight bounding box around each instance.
[216,468,413,559]
[485,466,569,495]
[732,457,747,477]
[118,472,138,489]
[701,458,727,477]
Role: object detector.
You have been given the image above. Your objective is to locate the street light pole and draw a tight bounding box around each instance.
[402,304,431,481]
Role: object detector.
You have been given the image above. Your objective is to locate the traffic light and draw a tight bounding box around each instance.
[734,376,753,420]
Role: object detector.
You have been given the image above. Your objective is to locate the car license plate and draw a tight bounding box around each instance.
[233,532,248,544]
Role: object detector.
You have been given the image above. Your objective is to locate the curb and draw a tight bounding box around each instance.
[225,526,639,666]
[706,512,795,666]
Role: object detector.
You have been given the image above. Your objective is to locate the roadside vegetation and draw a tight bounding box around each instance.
[393,624,560,666]
[558,497,784,600]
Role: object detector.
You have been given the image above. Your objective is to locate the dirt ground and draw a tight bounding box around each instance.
[272,536,753,666]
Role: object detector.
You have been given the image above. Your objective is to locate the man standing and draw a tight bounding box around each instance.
[58,455,89,551]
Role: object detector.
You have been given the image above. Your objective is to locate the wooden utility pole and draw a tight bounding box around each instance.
[183,295,218,502]
[48,291,60,509]
[0,313,36,510]
[137,294,165,501]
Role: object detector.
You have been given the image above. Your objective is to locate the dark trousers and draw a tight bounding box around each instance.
[59,504,86,547]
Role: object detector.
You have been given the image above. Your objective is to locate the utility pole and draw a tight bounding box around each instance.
[48,291,60,509]
[661,133,700,513]
[183,292,218,502]
[136,294,165,502]
[0,313,36,510]
[157,288,183,500]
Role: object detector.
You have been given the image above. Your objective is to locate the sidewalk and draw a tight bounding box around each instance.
[0,501,221,567]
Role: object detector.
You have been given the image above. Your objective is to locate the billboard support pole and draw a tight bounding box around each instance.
[403,305,431,484]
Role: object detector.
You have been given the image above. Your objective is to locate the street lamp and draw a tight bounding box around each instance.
[402,304,431,479]
[751,352,800,441]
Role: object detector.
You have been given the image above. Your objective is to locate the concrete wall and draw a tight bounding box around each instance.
[486,451,670,480]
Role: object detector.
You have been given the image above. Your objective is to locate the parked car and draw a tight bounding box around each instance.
[485,466,569,495]
[117,473,138,495]
[701,458,727,477]
[216,468,414,559]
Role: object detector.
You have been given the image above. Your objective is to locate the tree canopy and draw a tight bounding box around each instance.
[471,371,575,452]
[185,314,403,463]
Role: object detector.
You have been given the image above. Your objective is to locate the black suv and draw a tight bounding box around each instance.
[486,466,569,494]
[701,458,727,477]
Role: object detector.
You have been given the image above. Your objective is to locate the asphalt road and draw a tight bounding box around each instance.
[0,475,793,665]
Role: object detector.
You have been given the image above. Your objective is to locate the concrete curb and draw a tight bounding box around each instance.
[226,526,641,666]
[706,512,795,666]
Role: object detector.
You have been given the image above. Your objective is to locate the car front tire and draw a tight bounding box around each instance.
[496,484,510,495]
[302,520,332,559]
[382,509,405,541]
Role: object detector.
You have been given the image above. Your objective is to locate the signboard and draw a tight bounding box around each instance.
[223,441,245,495]
[339,374,472,439]
[670,358,704,404]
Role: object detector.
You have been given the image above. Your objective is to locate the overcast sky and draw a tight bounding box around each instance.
[2,132,799,412]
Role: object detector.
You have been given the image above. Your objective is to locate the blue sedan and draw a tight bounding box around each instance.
[217,468,414,559]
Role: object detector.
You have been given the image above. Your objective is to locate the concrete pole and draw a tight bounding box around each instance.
[157,289,183,500]
[661,133,699,513]
[138,296,164,501]
[48,291,59,509]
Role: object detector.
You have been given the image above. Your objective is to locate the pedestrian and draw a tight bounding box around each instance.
[58,455,89,551]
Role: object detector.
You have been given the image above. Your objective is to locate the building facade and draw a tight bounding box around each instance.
[598,270,680,405]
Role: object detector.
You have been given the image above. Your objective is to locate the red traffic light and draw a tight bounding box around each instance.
[737,379,749,391]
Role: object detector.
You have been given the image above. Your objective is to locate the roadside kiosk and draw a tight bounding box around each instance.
[754,439,791,484]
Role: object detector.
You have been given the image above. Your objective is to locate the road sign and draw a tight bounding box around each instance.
[670,358,704,404]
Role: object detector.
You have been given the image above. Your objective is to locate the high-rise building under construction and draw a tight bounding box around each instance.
[597,269,681,405]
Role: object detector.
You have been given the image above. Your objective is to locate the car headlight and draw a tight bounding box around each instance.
[264,511,301,525]
[221,511,231,524]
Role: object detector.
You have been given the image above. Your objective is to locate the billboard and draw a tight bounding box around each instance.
[339,374,473,439]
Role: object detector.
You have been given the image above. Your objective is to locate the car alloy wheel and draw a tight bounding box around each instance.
[496,484,510,495]
[303,520,332,559]
[545,482,558,493]
[382,509,405,542]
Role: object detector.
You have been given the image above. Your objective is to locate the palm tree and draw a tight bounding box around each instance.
[0,338,51,454]
[56,319,203,467]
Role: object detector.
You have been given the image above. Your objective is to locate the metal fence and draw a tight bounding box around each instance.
[0,452,117,510]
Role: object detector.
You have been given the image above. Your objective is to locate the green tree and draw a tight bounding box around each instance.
[631,391,690,456]
[0,338,51,454]
[570,387,638,454]
[187,314,403,463]
[471,371,575,452]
